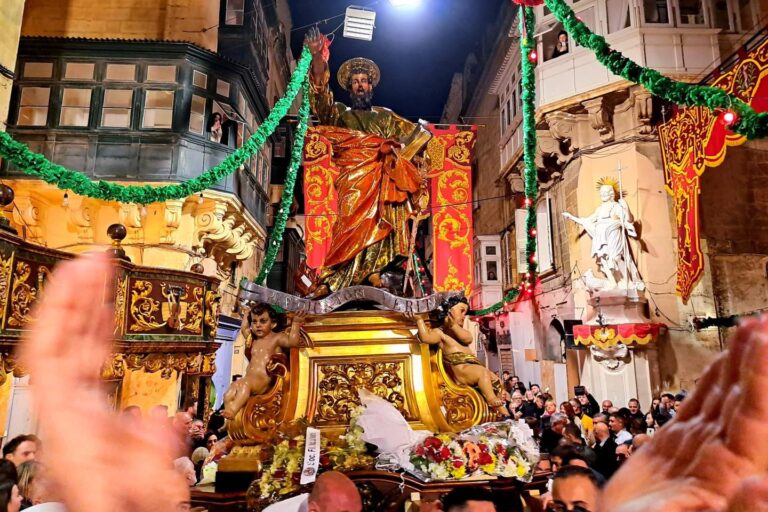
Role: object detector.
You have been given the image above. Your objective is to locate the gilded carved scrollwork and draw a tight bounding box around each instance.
[129,280,165,331]
[113,276,128,335]
[0,354,29,385]
[124,353,203,379]
[0,252,14,327]
[9,261,37,328]
[204,290,221,337]
[128,280,204,334]
[315,361,412,424]
[101,354,126,380]
[439,384,475,425]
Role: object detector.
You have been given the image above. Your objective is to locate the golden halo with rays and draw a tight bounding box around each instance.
[337,57,381,91]
[596,176,623,197]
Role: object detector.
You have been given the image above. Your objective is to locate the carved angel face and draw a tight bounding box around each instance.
[250,311,277,338]
[448,302,469,326]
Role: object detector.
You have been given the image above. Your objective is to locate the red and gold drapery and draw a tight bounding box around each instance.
[426,124,478,296]
[303,124,478,295]
[303,129,338,269]
[659,36,768,303]
[573,323,665,349]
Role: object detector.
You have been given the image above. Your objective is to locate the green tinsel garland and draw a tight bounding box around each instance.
[544,0,768,139]
[255,77,310,284]
[521,6,539,281]
[470,7,536,317]
[0,46,313,203]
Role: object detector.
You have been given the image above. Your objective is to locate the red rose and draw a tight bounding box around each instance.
[425,437,442,449]
[440,446,451,459]
[288,440,298,449]
[415,446,425,456]
[320,454,332,468]
[478,443,488,452]
[273,470,285,479]
[453,460,464,469]
[496,443,505,455]
[478,453,493,465]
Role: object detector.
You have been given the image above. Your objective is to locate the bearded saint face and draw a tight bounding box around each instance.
[348,72,374,110]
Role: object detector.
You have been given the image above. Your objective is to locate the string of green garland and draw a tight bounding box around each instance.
[470,7,536,317]
[0,46,313,203]
[544,0,768,139]
[255,77,310,284]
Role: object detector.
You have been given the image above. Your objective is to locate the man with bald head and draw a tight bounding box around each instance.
[592,421,617,478]
[263,471,361,512]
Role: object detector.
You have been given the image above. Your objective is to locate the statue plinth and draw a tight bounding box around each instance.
[584,291,649,325]
[217,310,500,489]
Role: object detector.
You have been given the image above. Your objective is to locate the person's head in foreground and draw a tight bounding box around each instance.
[0,479,22,512]
[2,436,37,467]
[441,487,496,512]
[307,471,361,512]
[550,465,599,512]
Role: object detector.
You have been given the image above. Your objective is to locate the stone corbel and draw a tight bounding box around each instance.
[118,204,144,244]
[12,193,45,245]
[545,111,579,159]
[67,197,94,243]
[633,90,654,135]
[161,199,185,244]
[505,162,526,193]
[582,97,615,143]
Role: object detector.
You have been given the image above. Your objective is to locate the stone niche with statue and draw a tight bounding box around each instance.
[564,170,666,408]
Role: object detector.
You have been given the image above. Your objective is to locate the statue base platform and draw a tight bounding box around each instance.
[194,470,548,512]
[584,291,649,325]
[217,310,501,489]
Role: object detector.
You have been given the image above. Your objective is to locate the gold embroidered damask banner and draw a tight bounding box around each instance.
[659,36,768,303]
[303,129,338,270]
[427,124,477,296]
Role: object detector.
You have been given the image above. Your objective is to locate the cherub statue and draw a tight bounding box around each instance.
[562,177,644,291]
[221,303,309,419]
[407,297,509,416]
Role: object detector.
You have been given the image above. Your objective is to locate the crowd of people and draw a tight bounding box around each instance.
[5,253,768,512]
[493,371,688,510]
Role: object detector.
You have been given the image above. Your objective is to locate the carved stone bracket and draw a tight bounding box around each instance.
[12,193,44,245]
[161,199,185,244]
[582,97,615,143]
[118,204,144,245]
[195,203,260,280]
[67,197,94,243]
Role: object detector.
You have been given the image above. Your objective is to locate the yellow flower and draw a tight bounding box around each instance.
[451,465,467,479]
[437,434,452,443]
[517,463,527,477]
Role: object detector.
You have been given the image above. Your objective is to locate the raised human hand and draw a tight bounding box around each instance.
[304,26,325,56]
[20,253,189,512]
[601,316,768,511]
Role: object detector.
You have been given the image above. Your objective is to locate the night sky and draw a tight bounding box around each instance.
[289,0,505,122]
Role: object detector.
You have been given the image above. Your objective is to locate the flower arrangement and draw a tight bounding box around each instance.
[409,421,539,482]
[254,409,375,504]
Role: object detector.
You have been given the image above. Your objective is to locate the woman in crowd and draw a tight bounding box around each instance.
[0,480,22,512]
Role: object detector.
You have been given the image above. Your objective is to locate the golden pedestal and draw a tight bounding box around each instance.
[219,311,499,478]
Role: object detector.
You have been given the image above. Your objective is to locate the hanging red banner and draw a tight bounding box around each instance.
[302,129,338,269]
[659,34,768,303]
[426,124,477,296]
